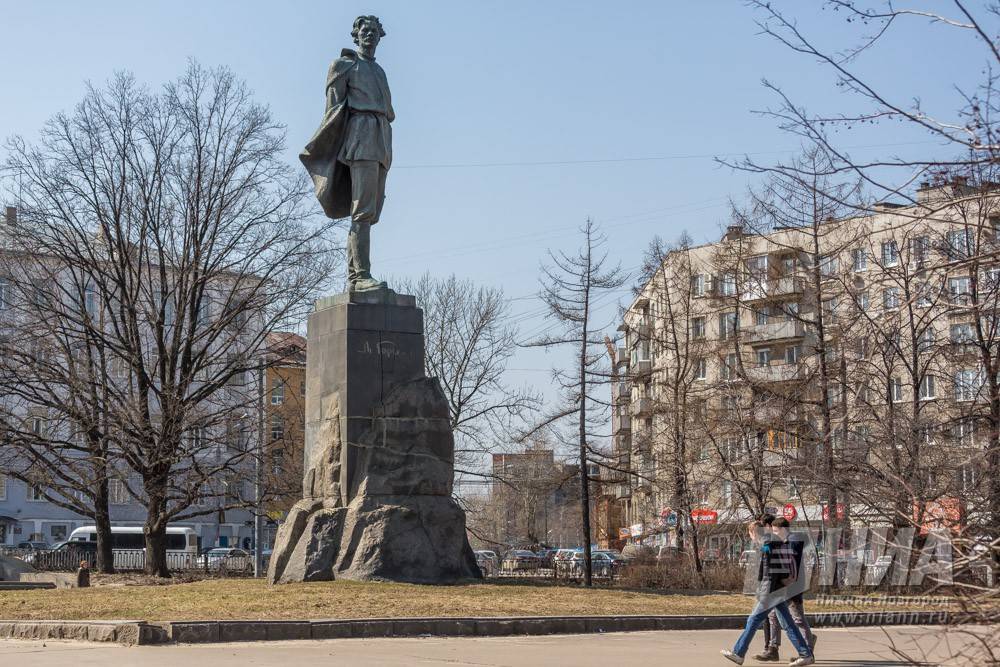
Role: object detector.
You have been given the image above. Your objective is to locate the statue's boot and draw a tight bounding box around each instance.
[351,276,388,292]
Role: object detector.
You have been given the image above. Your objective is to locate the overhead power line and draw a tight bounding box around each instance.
[393,140,941,170]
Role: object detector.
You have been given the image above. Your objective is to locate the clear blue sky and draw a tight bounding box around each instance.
[0,1,986,454]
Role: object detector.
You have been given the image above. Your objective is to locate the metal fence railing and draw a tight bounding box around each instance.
[0,547,254,575]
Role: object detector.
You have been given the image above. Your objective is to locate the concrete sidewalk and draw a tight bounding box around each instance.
[0,626,991,666]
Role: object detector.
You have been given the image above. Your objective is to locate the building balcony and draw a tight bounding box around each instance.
[612,412,632,434]
[632,359,652,376]
[631,396,653,417]
[634,320,651,339]
[745,361,811,384]
[746,319,807,343]
[615,347,628,367]
[741,277,805,303]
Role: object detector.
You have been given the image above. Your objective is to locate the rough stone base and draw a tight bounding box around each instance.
[268,493,479,584]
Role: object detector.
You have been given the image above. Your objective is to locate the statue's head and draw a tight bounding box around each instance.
[352,15,385,53]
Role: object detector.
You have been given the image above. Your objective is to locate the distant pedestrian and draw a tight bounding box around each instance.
[76,560,91,588]
[720,518,814,666]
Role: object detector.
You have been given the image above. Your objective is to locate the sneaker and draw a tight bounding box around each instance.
[753,646,780,662]
[789,656,815,667]
[720,649,745,665]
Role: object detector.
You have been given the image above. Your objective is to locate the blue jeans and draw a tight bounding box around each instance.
[732,593,812,658]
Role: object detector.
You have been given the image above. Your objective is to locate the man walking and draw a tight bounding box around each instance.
[720,518,814,665]
[754,517,817,662]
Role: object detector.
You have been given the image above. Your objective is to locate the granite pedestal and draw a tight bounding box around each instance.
[267,289,480,584]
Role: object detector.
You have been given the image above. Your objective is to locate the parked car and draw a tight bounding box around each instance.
[23,540,96,568]
[15,541,50,551]
[534,548,558,568]
[501,550,539,572]
[199,547,253,572]
[568,550,621,577]
[474,550,499,575]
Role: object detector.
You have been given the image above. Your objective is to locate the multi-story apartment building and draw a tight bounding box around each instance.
[604,180,999,557]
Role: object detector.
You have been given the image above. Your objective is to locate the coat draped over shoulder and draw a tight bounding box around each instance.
[299,49,357,220]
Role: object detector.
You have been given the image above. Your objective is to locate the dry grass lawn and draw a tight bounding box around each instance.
[0,579,947,621]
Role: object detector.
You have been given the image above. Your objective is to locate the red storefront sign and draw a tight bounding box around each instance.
[691,509,719,525]
[822,503,846,522]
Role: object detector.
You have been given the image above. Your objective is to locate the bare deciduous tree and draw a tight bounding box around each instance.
[1,63,338,576]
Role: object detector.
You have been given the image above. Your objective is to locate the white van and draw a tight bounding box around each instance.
[68,525,199,569]
[69,525,198,553]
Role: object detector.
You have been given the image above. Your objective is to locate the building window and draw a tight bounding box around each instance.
[950,322,974,344]
[852,248,868,272]
[891,377,904,403]
[108,478,129,504]
[748,255,768,276]
[271,380,284,405]
[719,272,737,297]
[721,353,738,381]
[691,317,705,340]
[819,254,839,277]
[919,375,936,400]
[695,358,707,381]
[690,274,704,297]
[857,337,870,359]
[756,348,771,367]
[855,291,870,312]
[270,414,285,441]
[0,474,6,501]
[754,308,768,327]
[188,426,206,450]
[785,345,800,364]
[883,287,900,310]
[917,328,935,353]
[226,355,246,386]
[946,228,973,260]
[949,276,972,305]
[911,236,930,266]
[954,368,982,402]
[0,278,8,311]
[914,284,933,308]
[882,240,899,267]
[822,298,837,322]
[721,480,733,506]
[83,284,98,319]
[953,418,976,447]
[28,484,45,502]
[959,464,979,492]
[719,312,738,340]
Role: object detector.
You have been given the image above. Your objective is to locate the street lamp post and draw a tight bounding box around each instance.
[254,359,265,578]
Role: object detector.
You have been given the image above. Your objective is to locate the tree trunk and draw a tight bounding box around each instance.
[143,480,170,577]
[579,268,593,588]
[93,479,115,574]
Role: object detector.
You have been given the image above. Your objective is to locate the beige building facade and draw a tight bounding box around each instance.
[603,181,999,558]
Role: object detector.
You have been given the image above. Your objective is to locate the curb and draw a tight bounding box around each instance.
[0,611,960,645]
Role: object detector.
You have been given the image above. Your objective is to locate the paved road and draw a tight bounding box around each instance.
[0,626,992,666]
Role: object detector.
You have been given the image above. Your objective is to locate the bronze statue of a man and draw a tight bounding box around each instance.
[300,15,394,292]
